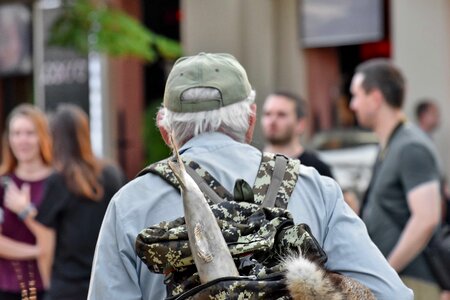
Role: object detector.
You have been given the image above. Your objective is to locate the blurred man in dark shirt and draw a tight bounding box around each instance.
[350,59,441,299]
[262,91,333,177]
[261,91,360,213]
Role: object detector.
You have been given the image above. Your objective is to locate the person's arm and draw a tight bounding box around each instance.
[387,143,441,272]
[4,181,56,288]
[387,181,441,272]
[0,231,40,259]
[441,290,450,300]
[22,215,55,289]
[342,189,360,214]
[320,177,413,300]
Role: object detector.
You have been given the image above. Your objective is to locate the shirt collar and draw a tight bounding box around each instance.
[179,132,236,154]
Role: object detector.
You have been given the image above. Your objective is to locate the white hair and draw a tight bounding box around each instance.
[159,90,256,145]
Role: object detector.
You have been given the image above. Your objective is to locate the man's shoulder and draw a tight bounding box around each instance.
[110,171,178,211]
[106,171,186,235]
[296,163,339,205]
[395,123,432,147]
[117,170,173,195]
[392,124,439,159]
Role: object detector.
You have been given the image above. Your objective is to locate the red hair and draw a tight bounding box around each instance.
[0,104,53,175]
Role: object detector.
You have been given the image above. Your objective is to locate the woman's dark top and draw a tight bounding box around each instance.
[36,164,124,300]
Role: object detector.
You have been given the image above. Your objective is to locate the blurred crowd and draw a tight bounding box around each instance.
[0,104,125,300]
[0,55,449,300]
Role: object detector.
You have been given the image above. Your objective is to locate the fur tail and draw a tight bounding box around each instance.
[284,255,376,300]
[284,256,344,300]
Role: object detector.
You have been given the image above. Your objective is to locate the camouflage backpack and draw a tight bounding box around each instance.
[135,153,327,299]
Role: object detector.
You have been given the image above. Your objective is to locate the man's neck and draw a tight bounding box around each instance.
[374,108,405,149]
[264,140,304,158]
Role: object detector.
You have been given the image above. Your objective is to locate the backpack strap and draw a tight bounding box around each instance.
[184,164,225,204]
[253,153,301,209]
[261,155,289,208]
[138,152,301,209]
[137,157,234,205]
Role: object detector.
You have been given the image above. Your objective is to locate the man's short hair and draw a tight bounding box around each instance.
[355,59,405,108]
[269,91,307,119]
[159,53,255,145]
[415,99,435,120]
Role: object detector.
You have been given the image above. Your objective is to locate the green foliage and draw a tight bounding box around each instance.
[48,0,182,62]
[142,101,171,166]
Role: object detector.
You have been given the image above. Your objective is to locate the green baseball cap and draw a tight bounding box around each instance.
[163,53,252,112]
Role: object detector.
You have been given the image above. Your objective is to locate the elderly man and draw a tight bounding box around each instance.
[88,53,412,299]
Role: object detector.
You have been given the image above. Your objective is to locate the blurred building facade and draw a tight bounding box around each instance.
[0,0,449,179]
[181,0,450,179]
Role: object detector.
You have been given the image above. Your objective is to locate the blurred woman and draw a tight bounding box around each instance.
[6,104,124,300]
[0,104,54,300]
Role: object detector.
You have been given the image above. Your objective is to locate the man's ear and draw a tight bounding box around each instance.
[245,104,257,143]
[157,110,171,147]
[296,118,307,135]
[371,89,384,108]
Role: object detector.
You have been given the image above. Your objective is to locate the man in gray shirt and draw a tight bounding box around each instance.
[88,53,412,299]
[350,59,441,299]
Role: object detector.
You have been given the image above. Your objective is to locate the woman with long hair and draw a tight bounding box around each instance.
[6,104,124,300]
[0,104,54,300]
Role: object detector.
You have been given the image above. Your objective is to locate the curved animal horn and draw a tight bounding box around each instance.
[168,135,239,283]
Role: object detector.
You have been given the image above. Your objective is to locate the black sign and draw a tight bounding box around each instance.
[36,5,90,114]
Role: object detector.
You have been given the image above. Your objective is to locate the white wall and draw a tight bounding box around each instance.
[180,0,306,147]
[391,0,450,177]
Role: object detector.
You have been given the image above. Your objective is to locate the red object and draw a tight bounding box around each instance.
[360,39,391,60]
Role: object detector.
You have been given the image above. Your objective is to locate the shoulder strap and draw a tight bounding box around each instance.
[253,153,301,209]
[138,152,301,209]
[184,163,225,204]
[137,157,233,205]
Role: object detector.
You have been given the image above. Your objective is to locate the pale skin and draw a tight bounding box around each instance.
[442,291,450,300]
[261,95,306,157]
[1,115,55,288]
[350,73,441,273]
[0,234,40,260]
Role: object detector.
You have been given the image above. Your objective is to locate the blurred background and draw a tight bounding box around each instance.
[0,0,449,189]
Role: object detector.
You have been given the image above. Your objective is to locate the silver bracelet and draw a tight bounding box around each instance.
[18,204,36,221]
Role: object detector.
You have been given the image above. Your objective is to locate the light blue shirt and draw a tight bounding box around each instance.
[88,132,412,300]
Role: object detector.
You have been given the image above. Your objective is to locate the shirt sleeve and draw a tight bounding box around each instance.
[399,143,440,193]
[322,178,413,300]
[88,191,144,300]
[36,173,70,228]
